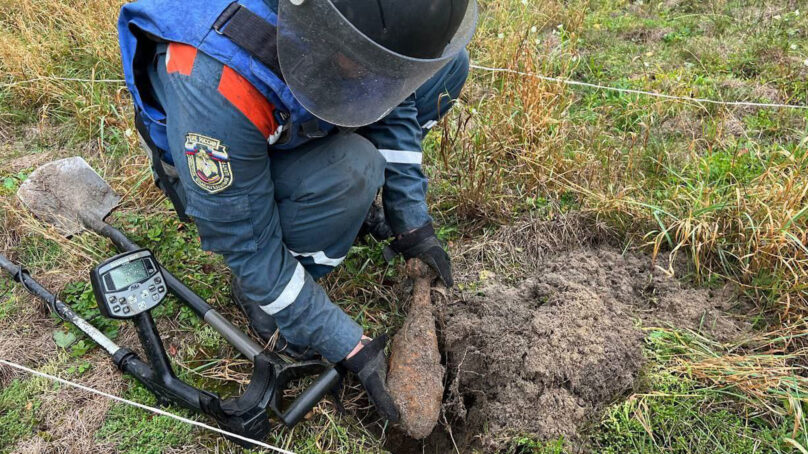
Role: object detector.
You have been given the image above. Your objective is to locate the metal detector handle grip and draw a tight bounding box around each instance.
[280,367,341,426]
[89,220,263,361]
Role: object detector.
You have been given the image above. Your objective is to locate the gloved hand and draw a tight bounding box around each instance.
[359,199,394,242]
[389,223,453,287]
[339,335,400,422]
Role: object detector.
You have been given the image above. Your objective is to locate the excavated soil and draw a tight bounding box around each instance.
[444,270,644,447]
[387,217,750,453]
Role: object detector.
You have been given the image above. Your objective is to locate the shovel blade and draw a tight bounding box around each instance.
[17,157,120,237]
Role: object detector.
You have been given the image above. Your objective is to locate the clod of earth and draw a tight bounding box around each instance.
[387,259,445,440]
[437,246,748,451]
[444,275,645,446]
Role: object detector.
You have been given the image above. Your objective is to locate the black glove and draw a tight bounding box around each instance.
[358,199,394,242]
[339,335,400,422]
[390,223,454,287]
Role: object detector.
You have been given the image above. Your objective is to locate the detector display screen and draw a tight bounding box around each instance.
[92,249,166,319]
[108,260,149,290]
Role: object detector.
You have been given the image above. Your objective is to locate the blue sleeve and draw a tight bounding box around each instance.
[357,95,432,234]
[151,48,362,362]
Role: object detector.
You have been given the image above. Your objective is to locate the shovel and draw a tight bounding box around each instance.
[17,156,262,360]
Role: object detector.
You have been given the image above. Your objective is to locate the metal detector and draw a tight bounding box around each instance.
[2,157,342,445]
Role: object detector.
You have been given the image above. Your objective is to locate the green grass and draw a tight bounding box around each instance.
[595,376,792,453]
[95,380,196,454]
[0,378,44,452]
[592,330,804,454]
[0,278,18,321]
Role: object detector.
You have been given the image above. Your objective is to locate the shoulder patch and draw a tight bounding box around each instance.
[184,133,233,194]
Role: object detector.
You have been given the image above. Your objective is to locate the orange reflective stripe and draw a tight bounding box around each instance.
[166,43,197,76]
[218,66,277,138]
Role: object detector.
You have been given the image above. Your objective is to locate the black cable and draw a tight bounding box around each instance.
[13,264,67,322]
[13,265,33,293]
[49,288,67,323]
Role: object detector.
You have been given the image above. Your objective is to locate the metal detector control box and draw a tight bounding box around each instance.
[91,249,166,319]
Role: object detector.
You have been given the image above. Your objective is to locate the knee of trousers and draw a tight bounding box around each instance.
[443,49,471,101]
[279,133,385,247]
[454,49,471,85]
[286,134,385,279]
[418,49,470,129]
[329,133,386,213]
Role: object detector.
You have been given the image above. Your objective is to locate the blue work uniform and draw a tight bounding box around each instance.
[120,1,469,363]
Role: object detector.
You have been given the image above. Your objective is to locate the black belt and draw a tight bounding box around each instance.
[134,111,191,223]
[213,2,283,80]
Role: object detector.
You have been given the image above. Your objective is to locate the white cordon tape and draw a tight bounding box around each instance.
[0,359,296,454]
[469,64,808,110]
[3,65,807,110]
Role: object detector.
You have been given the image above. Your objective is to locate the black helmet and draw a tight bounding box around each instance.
[330,0,471,59]
[277,0,478,127]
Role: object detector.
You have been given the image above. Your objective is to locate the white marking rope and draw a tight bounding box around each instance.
[469,64,808,110]
[0,76,126,88]
[0,359,295,454]
[4,66,806,111]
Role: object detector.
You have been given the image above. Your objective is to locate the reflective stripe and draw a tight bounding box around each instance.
[422,120,438,130]
[290,250,345,267]
[267,123,285,145]
[262,262,305,315]
[218,66,278,138]
[378,149,422,165]
[166,42,197,76]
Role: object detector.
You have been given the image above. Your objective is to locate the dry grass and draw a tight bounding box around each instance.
[0,0,127,134]
[654,323,808,436]
[427,0,808,320]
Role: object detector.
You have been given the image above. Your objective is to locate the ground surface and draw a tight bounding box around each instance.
[1,0,808,453]
[442,243,746,451]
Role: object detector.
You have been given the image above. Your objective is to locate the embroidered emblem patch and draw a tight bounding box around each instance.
[184,133,233,194]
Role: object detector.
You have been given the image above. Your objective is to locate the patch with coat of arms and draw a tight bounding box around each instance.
[184,133,233,194]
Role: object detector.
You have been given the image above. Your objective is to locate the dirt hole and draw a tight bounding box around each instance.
[386,217,749,453]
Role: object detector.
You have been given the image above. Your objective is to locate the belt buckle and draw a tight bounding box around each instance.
[213,2,242,35]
